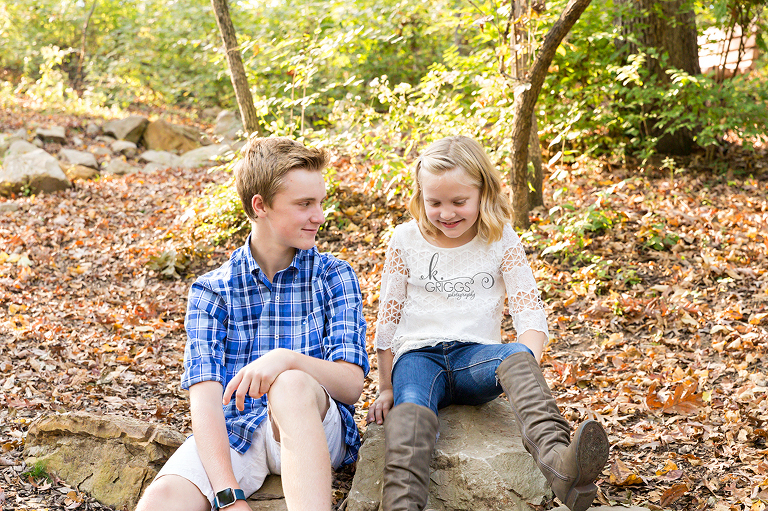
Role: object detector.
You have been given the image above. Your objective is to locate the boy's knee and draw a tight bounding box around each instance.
[136,475,208,511]
[268,369,327,415]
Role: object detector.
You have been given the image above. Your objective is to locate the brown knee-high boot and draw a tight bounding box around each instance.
[382,403,439,511]
[497,351,609,511]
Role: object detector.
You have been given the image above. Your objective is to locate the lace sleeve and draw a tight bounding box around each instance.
[501,227,550,341]
[374,242,409,351]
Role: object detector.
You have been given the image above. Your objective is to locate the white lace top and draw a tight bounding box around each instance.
[374,221,549,362]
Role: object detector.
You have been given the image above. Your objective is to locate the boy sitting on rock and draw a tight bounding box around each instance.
[136,137,369,511]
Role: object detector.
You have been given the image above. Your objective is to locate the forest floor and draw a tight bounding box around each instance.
[1,102,767,511]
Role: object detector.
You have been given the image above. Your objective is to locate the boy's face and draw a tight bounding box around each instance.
[260,168,326,251]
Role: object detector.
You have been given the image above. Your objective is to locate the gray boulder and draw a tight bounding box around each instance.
[214,110,243,141]
[35,126,67,144]
[0,201,20,213]
[85,122,101,135]
[103,115,149,143]
[111,140,138,158]
[347,399,551,511]
[179,143,231,169]
[95,135,117,144]
[59,148,98,169]
[24,412,185,511]
[103,158,139,176]
[139,150,181,168]
[6,140,39,157]
[0,149,71,195]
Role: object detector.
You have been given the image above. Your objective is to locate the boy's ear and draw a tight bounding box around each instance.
[252,194,268,217]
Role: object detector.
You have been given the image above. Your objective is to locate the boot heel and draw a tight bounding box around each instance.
[576,420,609,483]
[566,483,597,511]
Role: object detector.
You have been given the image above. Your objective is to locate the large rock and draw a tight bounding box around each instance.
[35,126,67,144]
[179,143,231,169]
[6,140,39,157]
[103,115,149,143]
[142,119,206,154]
[103,158,140,176]
[59,148,98,169]
[1,149,71,195]
[63,164,99,181]
[214,110,244,141]
[111,140,138,158]
[24,412,185,510]
[347,399,550,511]
[248,475,287,510]
[138,150,181,168]
[85,122,101,135]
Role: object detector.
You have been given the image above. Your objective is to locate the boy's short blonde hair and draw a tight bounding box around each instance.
[409,136,513,243]
[235,137,329,220]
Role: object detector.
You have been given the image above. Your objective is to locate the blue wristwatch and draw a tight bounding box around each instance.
[214,488,246,509]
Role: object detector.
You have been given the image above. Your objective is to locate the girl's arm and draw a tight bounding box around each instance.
[517,329,547,363]
[367,348,394,424]
[502,227,550,364]
[366,238,408,424]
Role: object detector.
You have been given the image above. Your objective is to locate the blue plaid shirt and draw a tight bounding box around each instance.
[181,237,369,465]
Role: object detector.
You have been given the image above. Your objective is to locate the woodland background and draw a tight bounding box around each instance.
[1,0,768,510]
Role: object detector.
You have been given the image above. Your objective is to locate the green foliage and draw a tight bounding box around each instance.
[637,220,680,251]
[22,461,49,481]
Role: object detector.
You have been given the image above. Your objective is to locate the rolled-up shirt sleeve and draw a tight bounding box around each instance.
[321,261,370,382]
[182,280,229,389]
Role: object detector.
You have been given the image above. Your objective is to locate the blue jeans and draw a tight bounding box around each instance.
[392,341,534,415]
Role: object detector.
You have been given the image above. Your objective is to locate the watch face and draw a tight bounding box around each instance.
[216,488,236,507]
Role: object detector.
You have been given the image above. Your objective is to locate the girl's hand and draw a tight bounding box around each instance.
[366,389,394,425]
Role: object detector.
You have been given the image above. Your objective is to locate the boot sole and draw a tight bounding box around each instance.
[566,420,609,511]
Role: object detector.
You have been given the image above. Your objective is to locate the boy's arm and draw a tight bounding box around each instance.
[189,381,251,511]
[223,348,364,410]
[224,259,368,410]
[367,348,393,424]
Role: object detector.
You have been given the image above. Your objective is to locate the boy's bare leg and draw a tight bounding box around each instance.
[268,369,332,511]
[135,474,210,511]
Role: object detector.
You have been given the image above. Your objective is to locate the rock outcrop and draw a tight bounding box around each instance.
[142,119,206,154]
[1,148,71,195]
[103,116,149,144]
[24,412,185,510]
[35,126,67,144]
[347,399,551,511]
[59,149,98,169]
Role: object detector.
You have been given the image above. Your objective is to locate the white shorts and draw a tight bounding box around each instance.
[155,392,346,504]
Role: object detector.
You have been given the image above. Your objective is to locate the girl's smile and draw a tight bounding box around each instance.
[419,167,481,248]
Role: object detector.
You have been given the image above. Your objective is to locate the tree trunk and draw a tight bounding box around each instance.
[75,0,98,91]
[510,0,593,229]
[211,0,260,135]
[527,111,544,208]
[617,0,700,155]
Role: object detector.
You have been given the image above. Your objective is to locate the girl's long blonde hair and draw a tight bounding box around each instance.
[409,136,513,243]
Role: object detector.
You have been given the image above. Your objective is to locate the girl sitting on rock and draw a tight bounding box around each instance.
[366,135,609,511]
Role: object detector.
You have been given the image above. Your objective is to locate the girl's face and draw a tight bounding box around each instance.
[420,167,481,248]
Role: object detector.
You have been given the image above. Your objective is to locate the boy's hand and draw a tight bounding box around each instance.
[366,389,394,425]
[223,348,295,411]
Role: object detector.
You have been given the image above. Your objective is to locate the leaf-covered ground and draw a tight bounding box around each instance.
[1,104,767,511]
